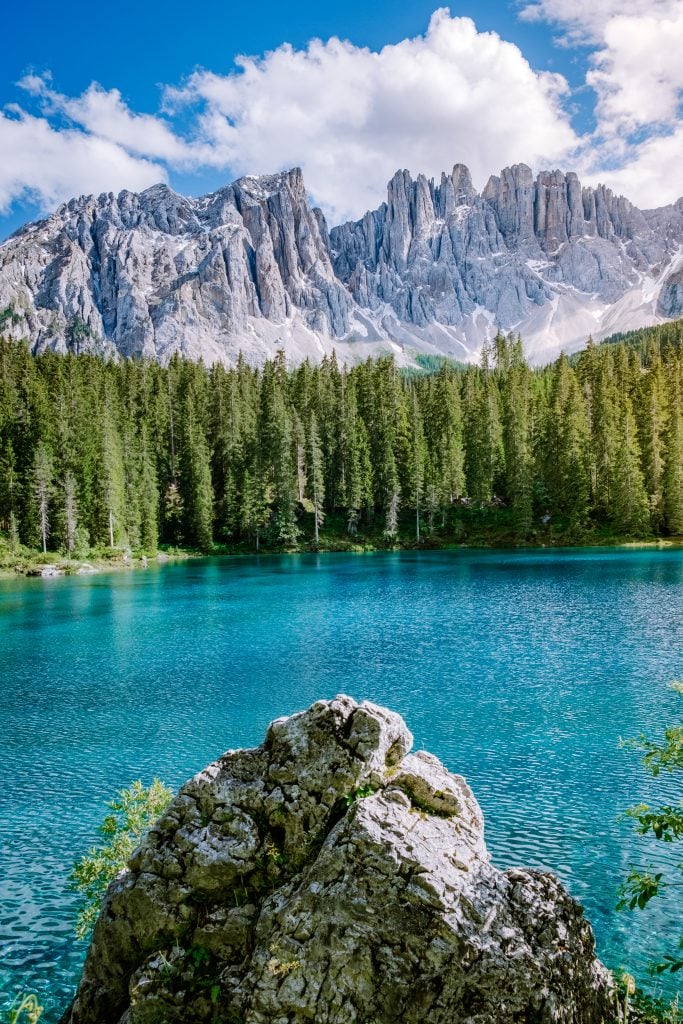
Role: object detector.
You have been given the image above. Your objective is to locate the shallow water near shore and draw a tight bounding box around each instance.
[1,548,682,1016]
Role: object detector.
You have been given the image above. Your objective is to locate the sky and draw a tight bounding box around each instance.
[1,0,681,238]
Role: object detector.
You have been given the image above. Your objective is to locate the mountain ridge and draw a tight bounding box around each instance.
[1,161,681,365]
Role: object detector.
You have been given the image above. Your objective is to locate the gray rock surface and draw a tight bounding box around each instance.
[61,696,615,1024]
[331,164,683,331]
[0,170,353,364]
[1,162,681,365]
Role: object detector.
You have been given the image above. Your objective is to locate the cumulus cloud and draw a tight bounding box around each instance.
[517,0,683,207]
[19,75,203,164]
[0,108,166,215]
[587,8,683,135]
[164,9,578,222]
[580,126,683,210]
[517,0,677,44]
[0,5,681,227]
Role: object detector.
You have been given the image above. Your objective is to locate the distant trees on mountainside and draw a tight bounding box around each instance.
[0,319,682,555]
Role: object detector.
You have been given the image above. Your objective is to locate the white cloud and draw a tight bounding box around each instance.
[0,108,166,215]
[517,0,677,44]
[517,0,683,206]
[165,9,578,222]
[1,5,681,227]
[522,0,683,138]
[587,8,683,134]
[580,126,683,210]
[19,75,202,164]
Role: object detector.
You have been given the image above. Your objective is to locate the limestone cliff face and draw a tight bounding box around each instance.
[1,162,681,364]
[60,697,614,1024]
[0,170,353,364]
[331,163,683,332]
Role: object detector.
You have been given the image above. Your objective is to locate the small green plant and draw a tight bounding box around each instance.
[618,681,683,976]
[70,778,173,940]
[5,994,43,1024]
[344,783,376,807]
[189,944,211,969]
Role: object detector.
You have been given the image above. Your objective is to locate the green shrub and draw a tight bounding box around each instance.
[70,778,173,940]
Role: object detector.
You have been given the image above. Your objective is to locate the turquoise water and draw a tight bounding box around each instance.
[1,549,682,1017]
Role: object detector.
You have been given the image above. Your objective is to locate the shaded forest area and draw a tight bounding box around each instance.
[0,319,682,559]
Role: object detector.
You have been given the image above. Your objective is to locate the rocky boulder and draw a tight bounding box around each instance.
[60,696,615,1024]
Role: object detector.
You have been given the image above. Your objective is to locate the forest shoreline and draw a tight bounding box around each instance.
[2,322,683,568]
[2,533,682,580]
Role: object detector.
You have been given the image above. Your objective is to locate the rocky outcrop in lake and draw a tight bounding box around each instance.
[60,696,614,1024]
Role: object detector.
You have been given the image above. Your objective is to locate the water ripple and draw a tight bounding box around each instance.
[1,548,682,1017]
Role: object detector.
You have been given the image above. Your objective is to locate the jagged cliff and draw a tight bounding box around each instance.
[59,697,615,1024]
[1,162,681,365]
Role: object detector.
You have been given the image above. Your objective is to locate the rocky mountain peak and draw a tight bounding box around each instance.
[0,159,681,365]
[59,697,614,1024]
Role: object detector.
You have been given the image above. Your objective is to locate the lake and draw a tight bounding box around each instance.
[1,549,682,1017]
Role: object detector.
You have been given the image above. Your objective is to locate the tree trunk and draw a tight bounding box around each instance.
[313,483,319,547]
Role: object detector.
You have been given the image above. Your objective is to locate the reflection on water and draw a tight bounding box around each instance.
[1,548,682,1017]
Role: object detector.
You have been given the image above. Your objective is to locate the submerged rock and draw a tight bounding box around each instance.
[60,696,614,1024]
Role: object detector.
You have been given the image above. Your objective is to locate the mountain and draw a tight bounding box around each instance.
[1,162,681,365]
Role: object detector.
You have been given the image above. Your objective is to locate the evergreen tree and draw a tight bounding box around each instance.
[408,387,426,541]
[0,438,18,531]
[308,413,325,546]
[138,427,159,552]
[62,471,78,558]
[663,364,683,535]
[638,352,669,528]
[31,443,53,553]
[501,344,533,538]
[100,393,126,548]
[178,378,214,552]
[544,355,590,530]
[611,396,650,535]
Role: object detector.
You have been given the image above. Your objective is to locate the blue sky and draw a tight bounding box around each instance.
[1,0,681,237]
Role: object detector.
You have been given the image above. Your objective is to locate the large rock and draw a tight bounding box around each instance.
[60,697,615,1024]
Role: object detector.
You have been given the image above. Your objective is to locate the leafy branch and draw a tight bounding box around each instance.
[69,778,173,940]
[618,682,683,977]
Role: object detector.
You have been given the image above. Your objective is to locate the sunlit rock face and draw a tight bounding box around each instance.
[59,696,614,1024]
[1,162,681,366]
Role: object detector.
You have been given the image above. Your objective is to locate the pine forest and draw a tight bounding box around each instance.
[1,319,682,561]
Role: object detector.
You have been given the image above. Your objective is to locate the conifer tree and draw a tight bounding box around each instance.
[31,442,53,553]
[611,396,650,535]
[0,438,18,531]
[433,367,465,508]
[308,413,325,546]
[663,364,683,535]
[178,380,214,552]
[589,347,620,515]
[100,395,126,548]
[408,387,426,541]
[637,351,668,527]
[463,367,503,503]
[544,355,590,530]
[138,427,159,552]
[502,348,533,538]
[62,471,78,558]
